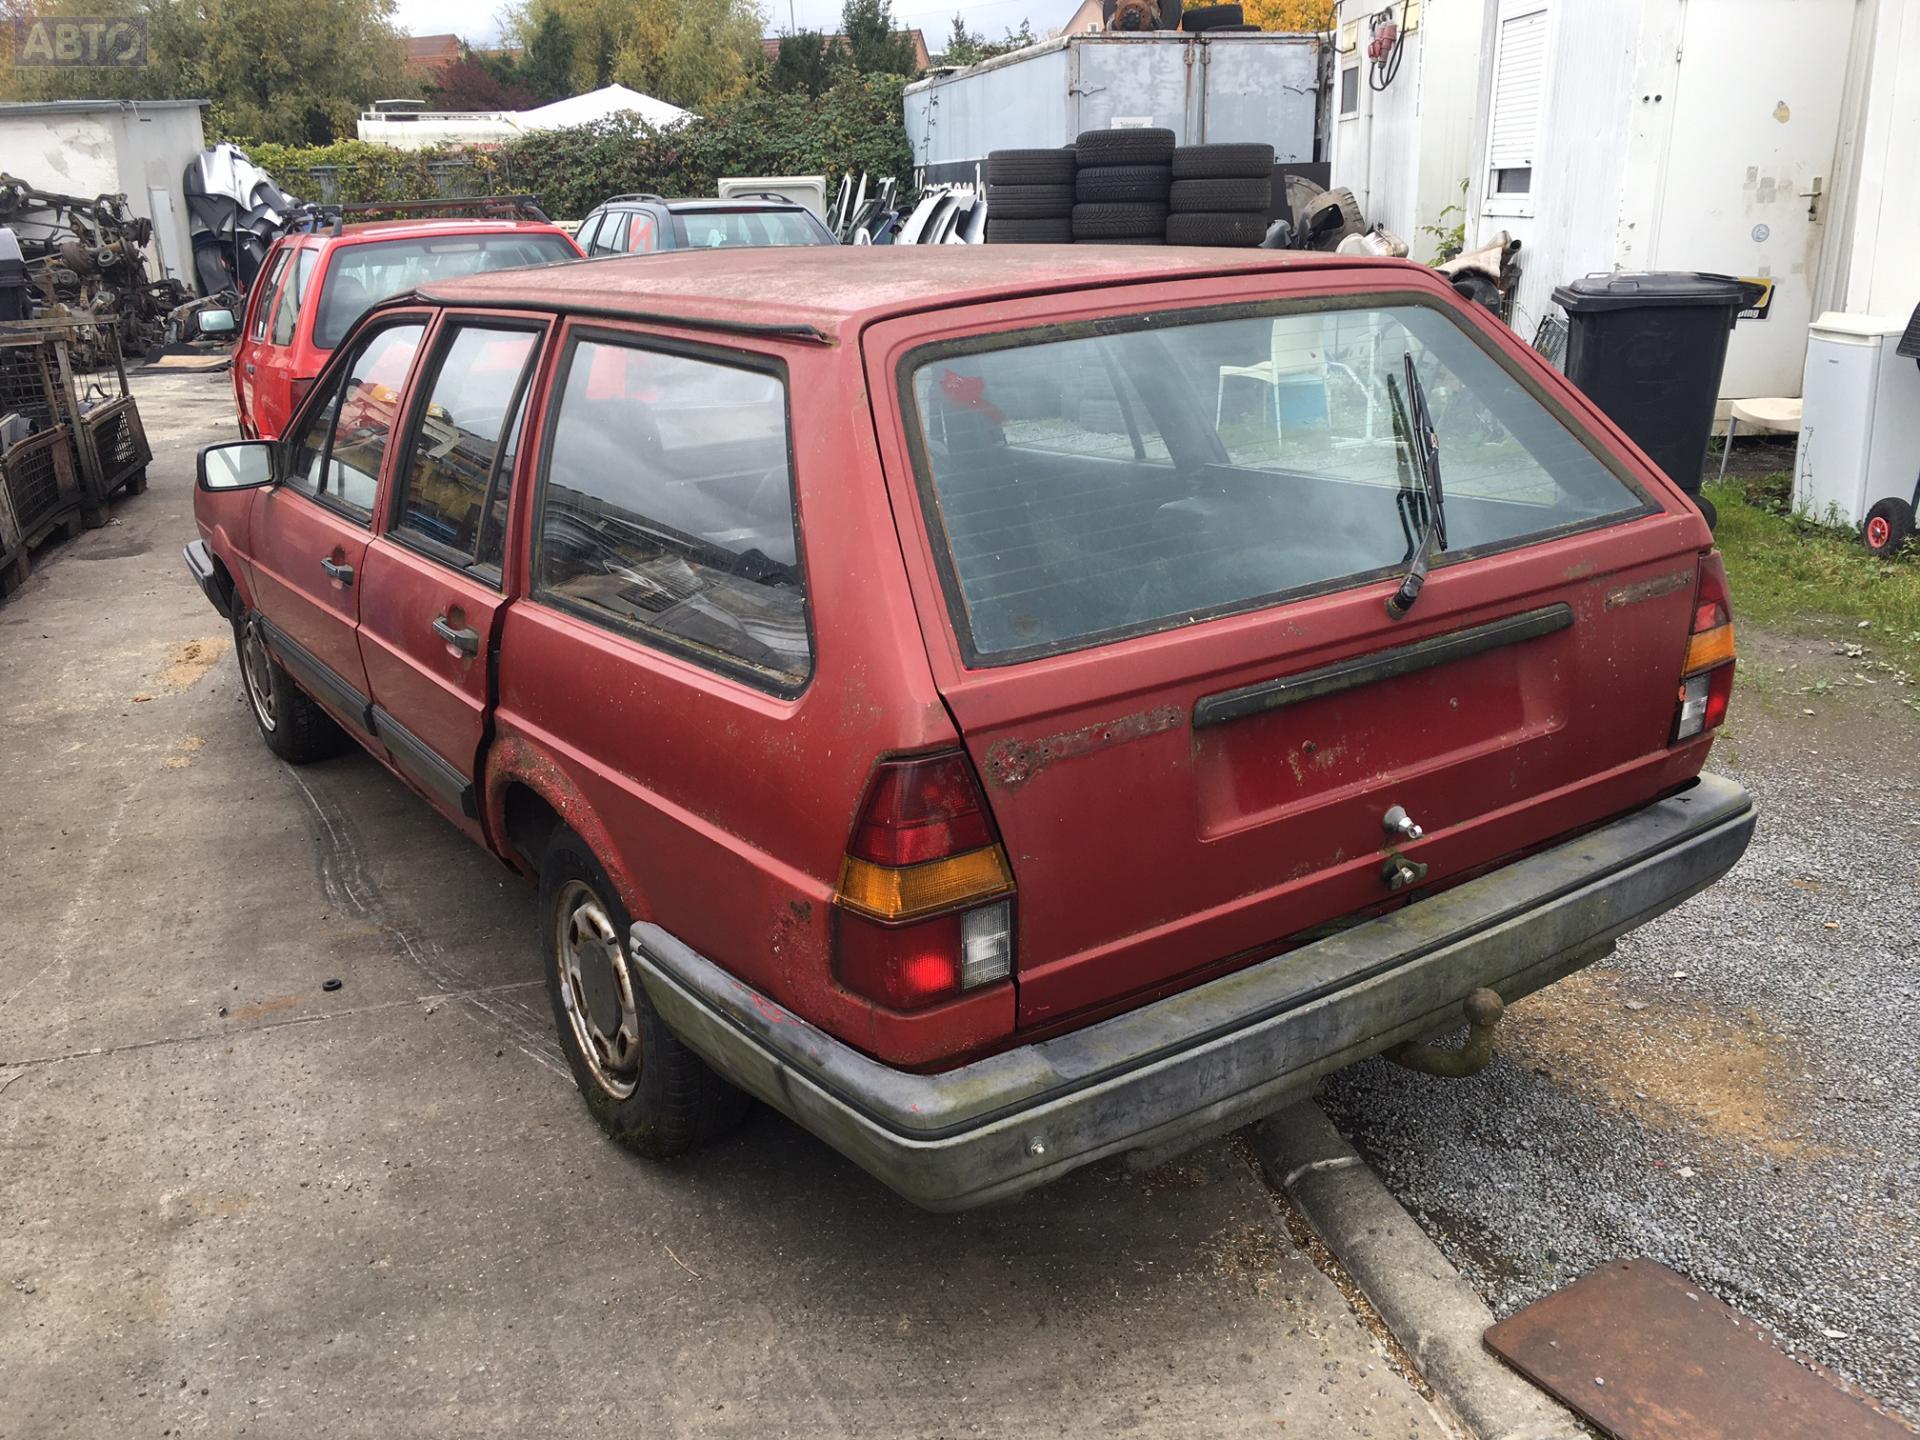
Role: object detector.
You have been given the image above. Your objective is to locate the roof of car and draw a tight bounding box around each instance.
[599,196,809,211]
[417,246,1418,343]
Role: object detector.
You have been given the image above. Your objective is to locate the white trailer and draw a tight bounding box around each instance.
[904,33,1327,187]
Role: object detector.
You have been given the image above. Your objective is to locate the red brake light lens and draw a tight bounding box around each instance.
[1674,552,1737,742]
[847,752,997,867]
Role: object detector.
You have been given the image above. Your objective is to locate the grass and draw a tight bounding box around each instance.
[1703,472,1920,672]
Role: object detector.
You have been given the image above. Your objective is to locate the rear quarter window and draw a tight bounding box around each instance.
[531,336,810,690]
[903,297,1648,662]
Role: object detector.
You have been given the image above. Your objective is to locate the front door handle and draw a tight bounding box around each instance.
[320,556,354,586]
[432,615,480,656]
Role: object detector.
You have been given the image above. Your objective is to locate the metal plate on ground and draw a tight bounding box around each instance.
[1485,1259,1915,1440]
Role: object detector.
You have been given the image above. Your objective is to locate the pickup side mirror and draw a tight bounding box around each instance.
[198,439,275,491]
[196,307,237,337]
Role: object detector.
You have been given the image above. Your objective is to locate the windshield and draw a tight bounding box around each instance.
[905,301,1646,661]
[670,209,831,250]
[313,233,578,349]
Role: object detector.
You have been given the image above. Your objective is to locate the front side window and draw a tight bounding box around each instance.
[286,322,425,520]
[391,325,541,570]
[533,337,809,688]
[249,249,289,342]
[269,249,316,346]
[313,234,578,350]
[905,301,1645,661]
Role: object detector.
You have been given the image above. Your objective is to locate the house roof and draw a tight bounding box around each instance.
[403,32,464,75]
[0,98,208,117]
[760,29,933,72]
[418,244,1397,343]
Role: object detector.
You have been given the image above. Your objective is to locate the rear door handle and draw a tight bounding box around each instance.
[432,615,480,656]
[320,556,354,586]
[244,363,256,374]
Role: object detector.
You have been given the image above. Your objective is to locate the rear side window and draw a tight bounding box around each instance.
[287,322,425,519]
[269,249,316,346]
[312,234,578,350]
[249,250,289,342]
[671,209,829,249]
[391,324,541,572]
[532,336,809,689]
[904,300,1645,662]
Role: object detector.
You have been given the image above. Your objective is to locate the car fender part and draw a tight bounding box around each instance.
[1384,987,1504,1077]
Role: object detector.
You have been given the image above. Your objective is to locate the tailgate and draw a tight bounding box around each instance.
[861,275,1716,1027]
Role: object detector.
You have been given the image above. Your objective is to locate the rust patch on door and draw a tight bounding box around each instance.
[985,705,1183,790]
[1605,568,1693,610]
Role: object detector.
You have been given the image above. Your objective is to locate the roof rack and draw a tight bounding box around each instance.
[287,195,552,235]
[604,193,666,205]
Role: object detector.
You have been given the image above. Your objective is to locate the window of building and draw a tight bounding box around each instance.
[1483,2,1548,217]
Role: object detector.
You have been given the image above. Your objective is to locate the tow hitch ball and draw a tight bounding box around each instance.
[1386,988,1506,1078]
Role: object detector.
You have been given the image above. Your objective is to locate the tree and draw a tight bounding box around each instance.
[977,19,1034,58]
[516,0,763,110]
[517,9,578,102]
[770,30,835,96]
[1239,0,1336,32]
[430,49,537,110]
[840,0,917,76]
[0,0,405,142]
[939,14,983,65]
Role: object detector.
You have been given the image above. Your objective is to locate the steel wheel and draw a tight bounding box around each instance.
[552,879,642,1100]
[239,618,277,733]
[1867,514,1892,550]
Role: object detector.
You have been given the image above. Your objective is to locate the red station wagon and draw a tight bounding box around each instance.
[185,248,1755,1210]
[230,217,583,441]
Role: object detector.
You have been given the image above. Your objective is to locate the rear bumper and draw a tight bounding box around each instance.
[632,773,1755,1211]
[182,540,230,618]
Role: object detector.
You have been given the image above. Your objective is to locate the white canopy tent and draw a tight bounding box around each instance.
[513,85,691,131]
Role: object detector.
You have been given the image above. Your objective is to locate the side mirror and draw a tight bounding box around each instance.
[198,439,275,491]
[196,307,237,336]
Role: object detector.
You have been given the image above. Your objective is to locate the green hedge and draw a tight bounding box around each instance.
[239,75,913,218]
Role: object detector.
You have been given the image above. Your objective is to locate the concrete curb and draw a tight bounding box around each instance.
[1249,1102,1582,1440]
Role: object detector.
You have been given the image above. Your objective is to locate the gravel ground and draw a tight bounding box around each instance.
[1319,626,1920,1423]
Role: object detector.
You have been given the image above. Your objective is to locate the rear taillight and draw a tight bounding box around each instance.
[1673,552,1737,742]
[290,375,319,411]
[833,751,1015,1011]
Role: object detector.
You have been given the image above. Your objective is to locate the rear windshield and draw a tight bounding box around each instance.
[903,300,1646,662]
[670,209,830,250]
[313,233,577,349]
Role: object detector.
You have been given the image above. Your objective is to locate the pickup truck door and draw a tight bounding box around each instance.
[356,318,548,838]
[247,317,428,735]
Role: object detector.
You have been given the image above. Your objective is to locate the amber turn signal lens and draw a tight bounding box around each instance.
[836,846,1015,923]
[1683,621,1737,676]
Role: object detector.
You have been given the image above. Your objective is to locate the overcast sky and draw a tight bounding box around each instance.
[390,0,1044,49]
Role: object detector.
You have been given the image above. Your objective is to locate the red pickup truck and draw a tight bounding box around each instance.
[185,247,1753,1210]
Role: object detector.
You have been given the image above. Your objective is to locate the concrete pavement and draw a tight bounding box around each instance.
[0,370,1455,1439]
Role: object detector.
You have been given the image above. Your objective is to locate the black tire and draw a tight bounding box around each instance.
[988,217,1073,244]
[1080,236,1165,245]
[1072,201,1169,238]
[1170,176,1272,212]
[1171,142,1275,179]
[1863,496,1913,557]
[540,827,749,1157]
[1075,127,1176,166]
[232,608,351,764]
[984,184,1074,218]
[1075,164,1172,203]
[1180,3,1243,30]
[1206,23,1262,31]
[1165,210,1270,246]
[987,148,1077,186]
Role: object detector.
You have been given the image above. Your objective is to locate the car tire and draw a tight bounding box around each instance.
[1165,210,1270,246]
[1075,164,1173,203]
[1169,176,1272,212]
[984,184,1075,218]
[1075,127,1176,167]
[1863,496,1913,557]
[232,608,351,765]
[1171,142,1275,180]
[1180,3,1244,30]
[988,216,1074,244]
[1072,201,1169,239]
[539,828,750,1158]
[986,148,1077,187]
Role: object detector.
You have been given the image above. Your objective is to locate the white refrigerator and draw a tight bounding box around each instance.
[1793,313,1920,529]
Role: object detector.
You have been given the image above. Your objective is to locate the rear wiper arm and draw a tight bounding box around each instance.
[1384,352,1447,620]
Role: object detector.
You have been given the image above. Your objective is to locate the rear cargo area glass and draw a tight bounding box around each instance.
[905,303,1645,660]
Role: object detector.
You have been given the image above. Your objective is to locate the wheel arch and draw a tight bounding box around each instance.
[484,732,649,922]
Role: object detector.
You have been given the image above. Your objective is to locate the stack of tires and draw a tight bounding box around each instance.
[1071,127,1175,245]
[983,148,1076,245]
[1166,142,1275,247]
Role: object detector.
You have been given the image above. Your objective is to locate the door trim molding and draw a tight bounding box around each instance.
[256,614,374,735]
[371,704,478,819]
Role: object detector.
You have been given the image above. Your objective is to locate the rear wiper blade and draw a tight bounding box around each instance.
[1384,352,1447,620]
